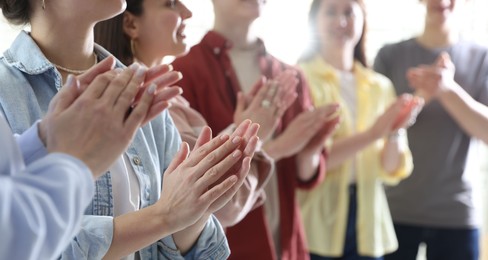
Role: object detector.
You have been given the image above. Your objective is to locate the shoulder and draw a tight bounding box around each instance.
[376,38,416,58]
[172,42,208,70]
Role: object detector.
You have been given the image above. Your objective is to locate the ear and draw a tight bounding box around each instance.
[123,12,139,39]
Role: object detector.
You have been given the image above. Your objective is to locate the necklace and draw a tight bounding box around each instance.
[52,53,98,74]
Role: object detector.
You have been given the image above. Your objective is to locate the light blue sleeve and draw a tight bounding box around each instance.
[158,215,230,260]
[0,153,94,260]
[14,120,48,165]
[59,215,114,259]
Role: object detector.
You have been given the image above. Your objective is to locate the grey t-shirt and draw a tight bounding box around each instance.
[374,38,488,228]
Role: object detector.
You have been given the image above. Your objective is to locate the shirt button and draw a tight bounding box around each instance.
[132,156,142,166]
[213,47,220,55]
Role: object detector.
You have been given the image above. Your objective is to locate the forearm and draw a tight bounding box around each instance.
[296,150,321,182]
[327,130,376,171]
[214,157,272,227]
[103,206,173,260]
[172,215,209,255]
[439,84,488,144]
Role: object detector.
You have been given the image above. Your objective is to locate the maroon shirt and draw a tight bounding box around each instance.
[172,31,326,260]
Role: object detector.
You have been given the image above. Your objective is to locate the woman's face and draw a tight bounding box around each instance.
[316,0,364,53]
[134,0,192,59]
[212,0,266,23]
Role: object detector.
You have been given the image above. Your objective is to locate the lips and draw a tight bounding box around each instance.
[177,24,186,38]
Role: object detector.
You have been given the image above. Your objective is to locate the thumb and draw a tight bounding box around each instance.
[249,76,266,97]
[165,142,190,174]
[194,126,212,150]
[436,52,451,69]
[51,74,81,113]
[235,92,246,114]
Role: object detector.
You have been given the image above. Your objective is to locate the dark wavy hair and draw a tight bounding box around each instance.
[0,0,31,25]
[94,0,144,66]
[299,0,368,67]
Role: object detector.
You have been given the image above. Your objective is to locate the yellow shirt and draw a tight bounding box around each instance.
[297,56,413,257]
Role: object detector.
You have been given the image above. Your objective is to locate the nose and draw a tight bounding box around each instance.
[337,15,347,27]
[180,2,193,20]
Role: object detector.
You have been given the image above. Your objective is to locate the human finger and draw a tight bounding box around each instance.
[80,72,115,99]
[124,83,156,130]
[198,174,238,209]
[194,148,243,193]
[186,134,242,176]
[204,156,251,213]
[144,63,173,83]
[194,126,213,150]
[113,65,147,112]
[102,65,139,107]
[164,142,191,175]
[77,56,116,87]
[51,74,80,114]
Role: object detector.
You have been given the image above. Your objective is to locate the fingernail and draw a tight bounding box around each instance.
[65,74,74,88]
[220,134,229,140]
[232,136,241,144]
[167,64,173,71]
[229,176,238,184]
[129,63,139,71]
[176,71,183,80]
[147,83,156,94]
[136,66,146,78]
[233,150,242,158]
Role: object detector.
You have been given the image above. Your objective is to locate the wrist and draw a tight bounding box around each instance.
[387,128,406,142]
[365,127,381,142]
[151,202,176,235]
[262,140,282,161]
[38,120,48,148]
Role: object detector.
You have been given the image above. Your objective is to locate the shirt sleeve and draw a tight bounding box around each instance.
[59,215,115,259]
[373,47,389,76]
[0,153,94,260]
[14,120,48,165]
[157,215,231,259]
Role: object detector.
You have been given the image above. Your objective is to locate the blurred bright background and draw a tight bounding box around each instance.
[1,0,487,259]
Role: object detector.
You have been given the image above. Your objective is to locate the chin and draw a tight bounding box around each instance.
[172,44,189,58]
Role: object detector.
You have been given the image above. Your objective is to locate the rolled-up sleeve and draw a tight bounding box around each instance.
[59,215,114,259]
[14,121,48,165]
[157,215,230,259]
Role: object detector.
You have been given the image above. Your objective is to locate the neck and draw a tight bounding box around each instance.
[30,16,95,80]
[418,20,459,49]
[213,17,258,49]
[136,53,165,68]
[321,46,354,72]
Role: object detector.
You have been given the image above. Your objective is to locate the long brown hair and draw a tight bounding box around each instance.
[94,0,144,66]
[299,0,368,67]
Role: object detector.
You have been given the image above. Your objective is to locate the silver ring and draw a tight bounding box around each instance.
[261,99,271,108]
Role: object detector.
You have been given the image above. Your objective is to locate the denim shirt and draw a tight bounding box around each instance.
[0,31,230,260]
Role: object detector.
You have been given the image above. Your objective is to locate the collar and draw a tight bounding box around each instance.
[201,30,267,57]
[2,30,120,75]
[302,54,372,87]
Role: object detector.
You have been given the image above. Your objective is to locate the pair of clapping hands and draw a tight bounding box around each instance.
[372,52,457,138]
[38,56,260,231]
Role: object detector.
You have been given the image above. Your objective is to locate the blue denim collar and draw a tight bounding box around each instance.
[3,30,122,76]
[3,31,53,75]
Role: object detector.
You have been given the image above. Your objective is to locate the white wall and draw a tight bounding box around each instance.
[1,1,488,258]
